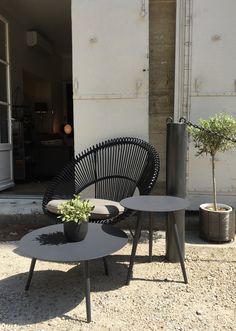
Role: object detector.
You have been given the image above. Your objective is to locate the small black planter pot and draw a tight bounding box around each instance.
[199,203,235,243]
[63,221,88,242]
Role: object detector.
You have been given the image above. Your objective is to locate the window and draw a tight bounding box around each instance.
[0,16,10,144]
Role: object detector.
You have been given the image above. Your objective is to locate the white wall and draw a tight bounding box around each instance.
[73,99,149,152]
[175,0,236,209]
[72,0,149,154]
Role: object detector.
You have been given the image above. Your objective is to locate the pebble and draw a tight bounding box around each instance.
[0,238,235,331]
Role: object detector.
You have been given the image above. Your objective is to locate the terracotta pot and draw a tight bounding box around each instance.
[199,203,235,243]
[63,221,88,242]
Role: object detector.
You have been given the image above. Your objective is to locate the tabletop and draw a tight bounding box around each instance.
[120,195,190,212]
[16,223,128,263]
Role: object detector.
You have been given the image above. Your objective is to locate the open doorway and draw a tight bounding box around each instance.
[0,0,73,196]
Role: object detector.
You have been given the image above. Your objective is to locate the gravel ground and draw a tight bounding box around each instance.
[0,231,236,331]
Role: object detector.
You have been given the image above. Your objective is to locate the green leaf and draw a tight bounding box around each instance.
[57,194,95,223]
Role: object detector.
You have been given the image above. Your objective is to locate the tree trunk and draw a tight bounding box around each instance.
[211,154,217,211]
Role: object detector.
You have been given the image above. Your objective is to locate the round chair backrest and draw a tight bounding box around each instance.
[42,137,160,213]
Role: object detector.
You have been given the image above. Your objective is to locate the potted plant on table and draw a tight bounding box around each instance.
[58,195,94,242]
[189,113,236,242]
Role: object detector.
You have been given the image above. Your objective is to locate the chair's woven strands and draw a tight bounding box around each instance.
[42,137,160,224]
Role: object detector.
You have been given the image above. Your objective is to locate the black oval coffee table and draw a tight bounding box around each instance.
[16,223,128,323]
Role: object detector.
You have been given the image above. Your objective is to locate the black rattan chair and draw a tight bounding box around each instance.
[42,137,160,224]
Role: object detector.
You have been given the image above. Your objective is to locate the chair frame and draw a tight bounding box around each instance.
[42,137,160,224]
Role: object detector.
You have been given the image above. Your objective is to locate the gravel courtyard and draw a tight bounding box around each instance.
[0,231,235,331]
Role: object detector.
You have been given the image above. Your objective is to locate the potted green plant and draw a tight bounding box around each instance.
[189,113,236,242]
[57,195,94,242]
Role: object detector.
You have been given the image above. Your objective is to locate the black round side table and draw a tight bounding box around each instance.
[120,195,189,285]
[16,223,128,323]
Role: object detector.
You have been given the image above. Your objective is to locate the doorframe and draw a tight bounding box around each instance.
[0,14,14,190]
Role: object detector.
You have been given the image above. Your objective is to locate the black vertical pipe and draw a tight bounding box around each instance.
[166,120,187,262]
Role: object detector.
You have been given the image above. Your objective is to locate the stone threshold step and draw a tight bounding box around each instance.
[0,197,200,230]
[0,197,43,215]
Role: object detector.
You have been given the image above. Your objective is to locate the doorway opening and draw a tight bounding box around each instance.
[0,0,73,197]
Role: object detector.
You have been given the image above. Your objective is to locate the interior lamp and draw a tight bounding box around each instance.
[64,124,72,135]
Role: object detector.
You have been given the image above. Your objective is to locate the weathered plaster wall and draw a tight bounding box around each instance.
[149,0,176,193]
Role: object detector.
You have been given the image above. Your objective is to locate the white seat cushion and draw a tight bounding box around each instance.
[46,198,124,220]
[88,198,124,219]
[46,199,69,214]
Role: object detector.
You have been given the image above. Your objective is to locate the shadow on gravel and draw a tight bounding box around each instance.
[111,253,166,264]
[132,277,184,284]
[185,231,236,246]
[0,259,128,325]
[110,254,185,283]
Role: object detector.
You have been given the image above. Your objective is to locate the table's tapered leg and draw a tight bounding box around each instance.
[171,212,188,284]
[103,257,109,276]
[149,212,153,262]
[126,212,143,285]
[25,258,37,291]
[83,261,91,323]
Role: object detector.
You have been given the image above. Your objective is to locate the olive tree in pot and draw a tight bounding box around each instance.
[189,113,236,242]
[58,195,94,242]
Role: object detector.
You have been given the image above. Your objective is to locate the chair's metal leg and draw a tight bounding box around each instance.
[126,212,143,285]
[83,261,91,323]
[149,212,153,262]
[103,257,109,276]
[25,258,37,291]
[171,212,188,284]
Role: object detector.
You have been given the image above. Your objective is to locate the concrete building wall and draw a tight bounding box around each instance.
[71,0,149,154]
[149,0,176,193]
